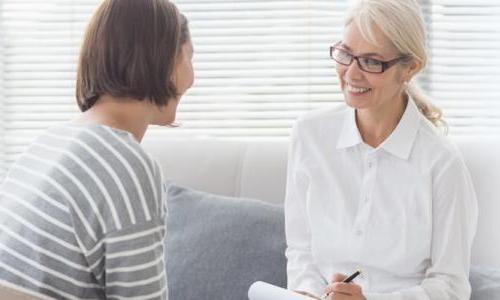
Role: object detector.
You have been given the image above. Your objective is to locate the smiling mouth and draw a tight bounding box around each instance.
[346,83,372,94]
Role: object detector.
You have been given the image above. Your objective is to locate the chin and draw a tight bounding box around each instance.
[343,91,373,110]
[153,101,179,126]
[161,116,177,127]
[150,112,176,127]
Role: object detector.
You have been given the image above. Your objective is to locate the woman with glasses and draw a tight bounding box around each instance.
[285,0,477,299]
[0,0,193,299]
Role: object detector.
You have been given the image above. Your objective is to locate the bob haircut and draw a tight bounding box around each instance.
[76,0,190,112]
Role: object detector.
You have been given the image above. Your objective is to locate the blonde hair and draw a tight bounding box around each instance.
[345,0,446,129]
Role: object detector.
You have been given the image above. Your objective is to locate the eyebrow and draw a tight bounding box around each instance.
[340,44,385,59]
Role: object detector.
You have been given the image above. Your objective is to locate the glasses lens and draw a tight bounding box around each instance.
[332,48,352,65]
[358,57,383,73]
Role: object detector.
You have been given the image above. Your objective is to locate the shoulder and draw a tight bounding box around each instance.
[46,123,164,224]
[415,120,466,173]
[48,123,161,178]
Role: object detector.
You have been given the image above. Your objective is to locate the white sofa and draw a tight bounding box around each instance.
[142,135,500,269]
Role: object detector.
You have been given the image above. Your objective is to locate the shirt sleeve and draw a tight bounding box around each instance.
[99,155,168,300]
[285,121,326,296]
[102,219,167,300]
[364,156,478,300]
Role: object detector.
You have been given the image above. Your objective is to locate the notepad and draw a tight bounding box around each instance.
[248,281,314,300]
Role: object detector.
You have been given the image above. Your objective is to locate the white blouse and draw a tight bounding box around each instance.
[285,100,478,300]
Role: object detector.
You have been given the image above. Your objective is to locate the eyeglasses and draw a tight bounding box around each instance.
[329,43,408,74]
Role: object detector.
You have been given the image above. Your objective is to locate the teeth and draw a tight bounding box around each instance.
[347,83,371,93]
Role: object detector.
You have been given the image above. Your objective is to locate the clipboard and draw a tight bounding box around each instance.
[248,281,314,300]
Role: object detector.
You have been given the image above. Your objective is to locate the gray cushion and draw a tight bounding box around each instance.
[470,266,500,300]
[165,184,287,300]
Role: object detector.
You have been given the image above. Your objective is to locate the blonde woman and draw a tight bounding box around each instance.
[285,0,477,299]
[0,0,193,298]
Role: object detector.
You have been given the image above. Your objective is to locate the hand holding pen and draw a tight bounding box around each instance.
[320,270,364,300]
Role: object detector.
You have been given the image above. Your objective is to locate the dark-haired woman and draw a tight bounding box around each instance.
[0,1,193,299]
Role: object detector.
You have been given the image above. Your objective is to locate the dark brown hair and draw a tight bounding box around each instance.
[76,0,190,112]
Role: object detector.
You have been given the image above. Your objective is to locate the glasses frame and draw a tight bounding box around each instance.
[329,42,408,74]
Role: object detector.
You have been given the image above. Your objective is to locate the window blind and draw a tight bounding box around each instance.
[168,0,345,138]
[0,0,499,178]
[0,5,5,174]
[424,0,500,135]
[0,0,346,177]
[0,1,98,177]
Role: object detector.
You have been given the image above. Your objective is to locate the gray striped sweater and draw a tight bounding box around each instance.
[0,123,168,299]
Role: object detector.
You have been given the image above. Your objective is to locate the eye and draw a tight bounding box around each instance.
[337,49,352,60]
[361,57,383,67]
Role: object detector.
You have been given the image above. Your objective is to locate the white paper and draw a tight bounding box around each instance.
[248,281,314,300]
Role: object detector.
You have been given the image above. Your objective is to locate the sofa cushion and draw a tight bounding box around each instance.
[470,265,500,299]
[165,184,287,300]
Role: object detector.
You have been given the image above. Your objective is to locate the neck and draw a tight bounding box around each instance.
[73,95,154,142]
[356,96,408,148]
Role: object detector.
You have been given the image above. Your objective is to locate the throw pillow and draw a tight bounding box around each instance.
[165,184,287,300]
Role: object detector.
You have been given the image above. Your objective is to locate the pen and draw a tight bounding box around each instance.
[319,269,362,300]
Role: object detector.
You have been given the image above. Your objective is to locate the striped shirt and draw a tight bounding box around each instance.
[0,123,168,299]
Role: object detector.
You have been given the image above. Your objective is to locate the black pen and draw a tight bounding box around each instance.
[342,269,361,283]
[319,269,362,299]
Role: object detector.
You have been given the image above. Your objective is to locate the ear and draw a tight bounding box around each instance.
[402,57,422,83]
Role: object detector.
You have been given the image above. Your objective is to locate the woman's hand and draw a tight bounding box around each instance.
[324,273,366,300]
[295,290,321,299]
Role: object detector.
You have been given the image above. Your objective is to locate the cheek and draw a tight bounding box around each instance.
[371,75,399,93]
[367,77,385,89]
[176,61,194,92]
[187,63,194,87]
[368,77,403,104]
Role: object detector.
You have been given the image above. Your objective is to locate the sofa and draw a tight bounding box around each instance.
[142,135,500,299]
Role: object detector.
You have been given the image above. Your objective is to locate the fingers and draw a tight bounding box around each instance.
[331,272,348,283]
[324,282,363,296]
